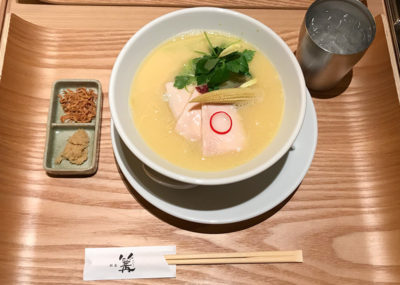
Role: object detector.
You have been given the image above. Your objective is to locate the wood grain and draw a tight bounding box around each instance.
[0,0,7,38]
[38,0,313,9]
[35,0,371,8]
[0,0,9,73]
[0,9,399,285]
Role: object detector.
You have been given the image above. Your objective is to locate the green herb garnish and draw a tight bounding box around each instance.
[174,75,196,89]
[173,32,255,91]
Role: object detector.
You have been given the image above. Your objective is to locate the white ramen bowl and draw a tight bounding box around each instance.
[109,7,306,186]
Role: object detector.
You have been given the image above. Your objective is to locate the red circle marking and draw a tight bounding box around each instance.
[210,111,232,135]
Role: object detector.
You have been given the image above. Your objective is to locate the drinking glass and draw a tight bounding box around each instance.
[296,0,376,90]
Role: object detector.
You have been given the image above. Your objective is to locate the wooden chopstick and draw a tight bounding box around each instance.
[165,250,303,265]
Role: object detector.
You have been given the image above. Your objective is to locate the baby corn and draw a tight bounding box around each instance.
[190,88,259,104]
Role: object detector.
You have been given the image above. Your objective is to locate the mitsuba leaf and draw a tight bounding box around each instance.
[196,74,209,85]
[243,49,255,62]
[226,55,249,74]
[192,57,201,66]
[180,60,196,76]
[207,62,230,88]
[173,32,256,90]
[174,75,195,89]
[195,56,213,75]
[204,58,219,71]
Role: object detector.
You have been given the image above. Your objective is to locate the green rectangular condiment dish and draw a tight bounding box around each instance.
[43,79,102,175]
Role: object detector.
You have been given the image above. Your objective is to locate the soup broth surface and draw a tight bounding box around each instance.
[130,32,284,171]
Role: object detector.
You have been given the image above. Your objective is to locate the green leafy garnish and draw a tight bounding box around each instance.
[243,49,255,62]
[173,58,197,88]
[204,32,217,56]
[174,75,196,89]
[173,32,255,90]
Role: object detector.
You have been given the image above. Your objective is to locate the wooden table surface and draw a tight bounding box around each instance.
[0,1,400,284]
[39,0,315,8]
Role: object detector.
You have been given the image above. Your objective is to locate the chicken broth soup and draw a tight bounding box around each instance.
[129,32,284,171]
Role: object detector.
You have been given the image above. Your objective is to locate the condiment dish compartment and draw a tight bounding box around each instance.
[51,80,101,124]
[45,126,96,173]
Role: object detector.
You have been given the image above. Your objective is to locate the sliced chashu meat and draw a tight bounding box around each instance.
[175,89,202,142]
[165,82,191,119]
[202,104,245,156]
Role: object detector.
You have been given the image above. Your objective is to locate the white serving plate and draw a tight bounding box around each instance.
[110,91,317,224]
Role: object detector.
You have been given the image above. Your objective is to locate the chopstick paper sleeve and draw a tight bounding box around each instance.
[83,246,176,281]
